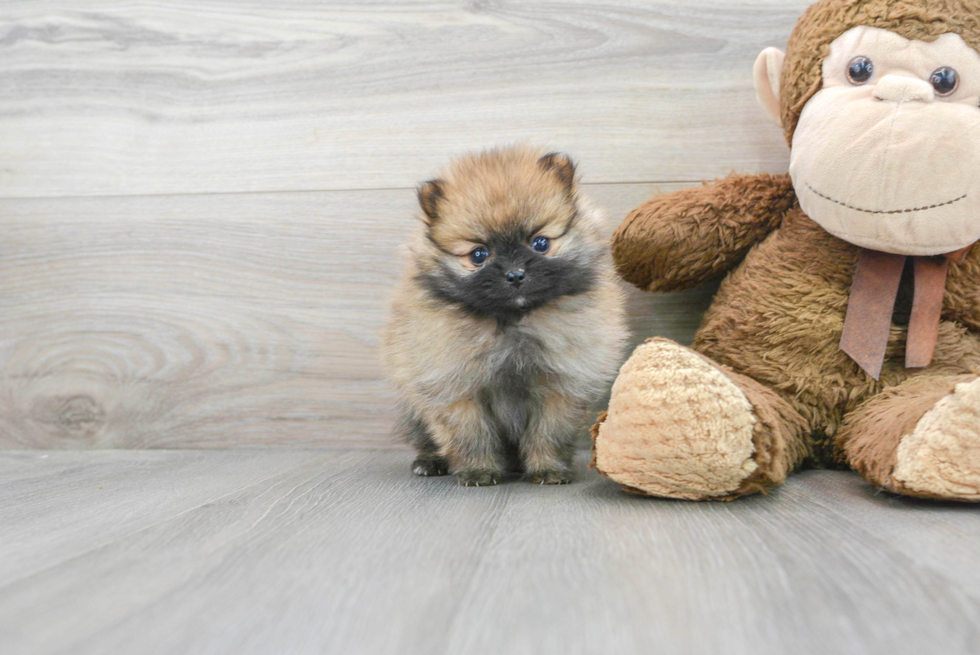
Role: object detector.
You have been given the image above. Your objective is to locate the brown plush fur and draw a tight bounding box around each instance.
[614,173,796,293]
[695,207,980,454]
[836,375,975,493]
[724,366,812,497]
[596,0,980,501]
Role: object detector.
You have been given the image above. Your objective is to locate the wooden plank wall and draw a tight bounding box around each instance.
[0,1,807,448]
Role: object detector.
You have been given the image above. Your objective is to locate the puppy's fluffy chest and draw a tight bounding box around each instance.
[410,306,569,396]
[459,317,553,389]
[480,322,548,374]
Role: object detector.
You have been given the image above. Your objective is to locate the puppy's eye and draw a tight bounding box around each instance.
[847,56,874,85]
[931,67,958,96]
[469,246,489,267]
[531,236,551,254]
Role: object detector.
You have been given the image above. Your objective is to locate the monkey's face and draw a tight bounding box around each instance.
[792,27,980,255]
[760,26,980,256]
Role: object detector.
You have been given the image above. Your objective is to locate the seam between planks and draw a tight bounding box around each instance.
[438,484,518,655]
[0,181,705,203]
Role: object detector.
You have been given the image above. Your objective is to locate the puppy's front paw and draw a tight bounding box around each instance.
[412,455,450,477]
[456,469,501,487]
[527,470,572,485]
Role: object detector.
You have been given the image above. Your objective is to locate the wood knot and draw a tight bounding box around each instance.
[33,394,107,440]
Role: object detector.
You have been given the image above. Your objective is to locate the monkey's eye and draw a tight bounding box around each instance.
[469,246,489,267]
[530,236,551,254]
[931,67,959,96]
[847,56,874,85]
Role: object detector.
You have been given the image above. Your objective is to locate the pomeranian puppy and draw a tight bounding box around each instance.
[380,146,628,486]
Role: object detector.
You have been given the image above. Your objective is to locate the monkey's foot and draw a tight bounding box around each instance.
[412,454,450,477]
[456,469,501,487]
[526,469,573,485]
[891,377,980,501]
[594,339,775,500]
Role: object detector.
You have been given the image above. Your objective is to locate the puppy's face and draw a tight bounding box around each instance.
[415,148,600,323]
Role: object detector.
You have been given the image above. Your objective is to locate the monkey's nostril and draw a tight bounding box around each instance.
[506,269,526,286]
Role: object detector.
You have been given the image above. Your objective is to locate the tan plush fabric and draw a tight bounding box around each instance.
[754,47,786,126]
[893,377,980,500]
[789,27,980,255]
[836,374,971,488]
[595,339,758,500]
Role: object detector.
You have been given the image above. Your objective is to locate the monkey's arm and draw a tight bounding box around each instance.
[612,172,796,292]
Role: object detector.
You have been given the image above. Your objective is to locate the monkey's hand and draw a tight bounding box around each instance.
[612,172,795,292]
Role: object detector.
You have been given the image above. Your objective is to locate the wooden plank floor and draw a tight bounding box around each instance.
[2,449,979,655]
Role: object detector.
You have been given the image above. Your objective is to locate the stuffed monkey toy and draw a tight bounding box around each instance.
[593,0,980,501]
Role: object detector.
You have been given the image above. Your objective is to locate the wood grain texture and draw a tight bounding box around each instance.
[0,183,714,448]
[2,449,979,655]
[0,0,806,198]
[0,449,316,586]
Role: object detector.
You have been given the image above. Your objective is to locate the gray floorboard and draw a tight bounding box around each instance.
[1,450,978,655]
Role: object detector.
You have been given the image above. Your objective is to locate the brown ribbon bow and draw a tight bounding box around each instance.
[841,246,972,380]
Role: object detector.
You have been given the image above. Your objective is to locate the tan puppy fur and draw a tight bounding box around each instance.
[381,146,628,486]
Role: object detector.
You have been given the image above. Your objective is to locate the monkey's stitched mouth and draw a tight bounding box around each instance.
[806,184,968,215]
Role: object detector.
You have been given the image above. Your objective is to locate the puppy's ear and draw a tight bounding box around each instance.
[417,179,445,224]
[538,152,577,195]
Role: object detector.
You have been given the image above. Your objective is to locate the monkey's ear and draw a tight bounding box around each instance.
[538,152,577,195]
[417,179,445,224]
[753,47,785,128]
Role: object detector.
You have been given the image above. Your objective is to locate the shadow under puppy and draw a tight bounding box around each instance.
[381,146,628,486]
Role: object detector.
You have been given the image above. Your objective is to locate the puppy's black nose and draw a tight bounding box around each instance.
[506,269,526,286]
